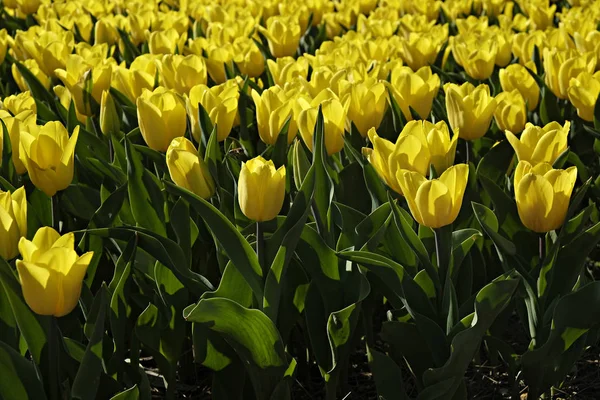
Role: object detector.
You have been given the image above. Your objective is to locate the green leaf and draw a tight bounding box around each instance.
[204,124,222,184]
[292,140,311,190]
[0,341,47,400]
[368,347,408,400]
[312,105,334,243]
[15,61,65,122]
[472,202,517,256]
[539,86,561,125]
[110,385,139,400]
[450,229,482,279]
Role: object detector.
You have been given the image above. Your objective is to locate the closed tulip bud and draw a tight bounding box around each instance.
[159,54,207,95]
[0,187,27,260]
[129,10,154,45]
[494,90,527,134]
[137,87,187,152]
[12,59,51,92]
[204,43,235,85]
[2,91,36,115]
[400,120,458,175]
[505,121,570,166]
[340,77,387,137]
[238,156,286,222]
[267,57,310,87]
[148,28,187,55]
[499,63,539,111]
[233,38,265,78]
[16,228,93,317]
[19,122,79,197]
[252,86,298,145]
[568,72,600,122]
[363,127,430,195]
[397,164,469,228]
[94,17,120,46]
[526,2,556,31]
[16,0,41,15]
[100,90,120,137]
[297,89,348,155]
[452,35,498,80]
[444,83,497,141]
[514,161,577,233]
[258,16,302,58]
[187,83,239,143]
[0,110,36,175]
[388,66,440,121]
[543,48,596,100]
[166,137,215,199]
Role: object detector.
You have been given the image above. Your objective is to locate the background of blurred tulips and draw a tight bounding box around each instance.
[2,0,600,399]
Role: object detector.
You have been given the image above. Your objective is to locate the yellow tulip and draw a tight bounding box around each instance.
[444,82,497,141]
[574,30,600,70]
[399,120,458,175]
[21,31,75,78]
[137,87,187,152]
[339,77,387,137]
[543,48,596,100]
[16,227,93,317]
[12,59,51,93]
[99,90,120,137]
[19,122,79,197]
[204,42,235,85]
[0,110,36,175]
[187,82,239,142]
[525,2,556,31]
[159,54,207,95]
[489,27,513,67]
[514,161,577,233]
[452,34,498,80]
[55,55,115,117]
[499,62,539,111]
[267,56,310,87]
[363,127,431,195]
[258,16,302,58]
[568,71,600,122]
[238,156,286,222]
[388,66,440,121]
[166,137,215,199]
[111,55,158,103]
[53,86,86,125]
[512,31,545,65]
[94,17,120,46]
[400,26,448,71]
[147,28,187,55]
[505,121,570,166]
[397,164,469,228]
[233,37,265,78]
[494,90,527,134]
[129,10,154,45]
[0,187,27,260]
[2,91,36,116]
[251,86,298,145]
[455,16,488,35]
[16,0,41,15]
[0,29,8,65]
[296,89,348,155]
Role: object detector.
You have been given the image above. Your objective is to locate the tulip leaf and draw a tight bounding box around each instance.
[117,29,141,65]
[0,341,47,400]
[197,102,214,149]
[110,385,139,400]
[164,181,264,302]
[539,86,561,126]
[594,94,600,131]
[355,202,391,250]
[88,184,127,228]
[202,261,252,307]
[450,229,482,279]
[14,62,66,122]
[183,297,289,400]
[124,137,166,236]
[312,106,334,244]
[368,347,409,400]
[72,286,108,400]
[271,116,291,169]
[86,158,127,186]
[292,140,311,190]
[475,140,513,187]
[471,202,517,257]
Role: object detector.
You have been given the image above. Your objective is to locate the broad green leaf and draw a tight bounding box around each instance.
[110,385,139,400]
[0,341,47,400]
[368,347,408,400]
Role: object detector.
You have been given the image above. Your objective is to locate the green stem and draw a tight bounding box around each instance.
[48,317,60,400]
[465,140,470,165]
[256,221,265,277]
[434,227,451,289]
[51,195,60,233]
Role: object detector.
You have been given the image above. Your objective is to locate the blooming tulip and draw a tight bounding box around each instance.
[444,82,497,140]
[16,227,93,317]
[399,120,458,175]
[19,122,79,197]
[514,161,577,233]
[147,28,187,55]
[388,66,440,121]
[12,59,51,93]
[340,77,387,137]
[187,82,239,142]
[252,86,298,145]
[233,38,265,78]
[505,121,570,166]
[543,48,596,99]
[258,16,302,58]
[399,26,448,70]
[2,91,36,116]
[136,87,187,152]
[158,54,207,95]
[238,156,286,222]
[166,137,215,199]
[21,31,75,78]
[0,110,36,175]
[499,63,539,111]
[397,164,469,228]
[267,57,310,87]
[452,34,498,80]
[568,72,600,122]
[494,90,527,134]
[0,187,27,260]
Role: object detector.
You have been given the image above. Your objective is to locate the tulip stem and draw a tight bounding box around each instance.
[256,221,265,275]
[465,140,470,165]
[47,317,61,400]
[51,195,60,233]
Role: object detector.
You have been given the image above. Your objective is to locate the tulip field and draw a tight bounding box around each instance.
[4,0,600,399]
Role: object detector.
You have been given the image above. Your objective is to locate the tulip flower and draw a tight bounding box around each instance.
[444,82,497,140]
[166,137,215,199]
[525,2,556,31]
[568,72,600,122]
[0,187,27,260]
[543,48,596,99]
[267,57,310,87]
[16,227,93,317]
[19,122,79,197]
[0,110,36,175]
[296,89,348,156]
[512,31,545,65]
[2,91,36,116]
[399,120,458,175]
[187,82,239,143]
[0,29,8,65]
[388,66,440,121]
[233,37,265,78]
[514,161,577,233]
[136,87,187,152]
[364,127,430,195]
[252,86,298,145]
[99,90,120,137]
[574,30,600,70]
[494,90,527,134]
[111,55,158,103]
[158,54,207,95]
[499,63,539,111]
[339,77,387,137]
[204,43,235,85]
[452,34,498,80]
[505,121,570,166]
[148,28,187,55]
[397,164,469,228]
[399,27,448,71]
[258,16,302,58]
[16,0,41,15]
[238,156,286,222]
[12,59,51,93]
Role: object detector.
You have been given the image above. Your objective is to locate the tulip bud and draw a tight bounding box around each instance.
[568,71,600,122]
[388,66,440,121]
[494,90,527,134]
[187,82,239,143]
[514,161,577,233]
[16,0,41,15]
[238,156,286,222]
[397,164,469,228]
[16,227,93,317]
[100,90,120,137]
[0,187,27,260]
[158,54,207,95]
[136,87,187,152]
[233,38,265,78]
[166,137,215,199]
[444,82,497,141]
[204,43,235,85]
[258,16,302,58]
[452,34,498,80]
[525,2,556,31]
[399,120,458,175]
[0,29,8,65]
[543,48,596,100]
[148,28,187,55]
[267,56,310,87]
[400,26,448,71]
[339,77,387,137]
[499,63,539,111]
[0,109,36,175]
[252,86,298,145]
[505,121,570,166]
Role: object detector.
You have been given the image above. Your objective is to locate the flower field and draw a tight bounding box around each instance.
[2,0,600,398]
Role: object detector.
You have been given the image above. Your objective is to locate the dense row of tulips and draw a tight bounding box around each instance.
[1,0,600,399]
